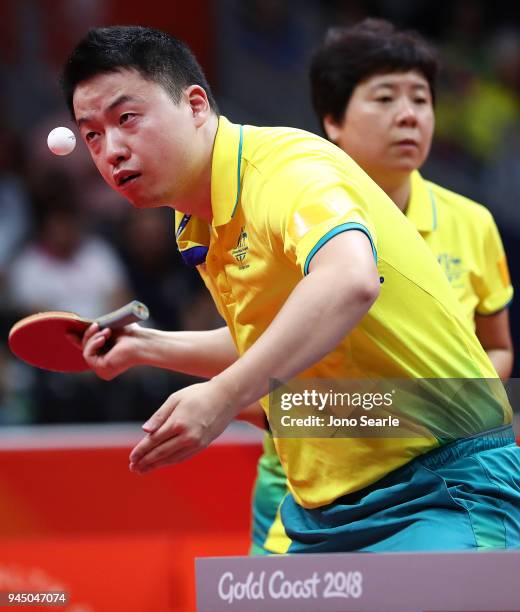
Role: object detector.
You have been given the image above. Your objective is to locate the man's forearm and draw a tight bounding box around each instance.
[136,325,238,378]
[213,233,380,409]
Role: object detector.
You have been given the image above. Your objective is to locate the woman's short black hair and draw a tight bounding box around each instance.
[310,18,439,129]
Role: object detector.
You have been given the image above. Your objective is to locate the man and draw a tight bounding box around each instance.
[62,26,520,553]
[252,18,516,555]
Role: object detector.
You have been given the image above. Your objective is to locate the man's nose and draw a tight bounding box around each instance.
[105,129,130,166]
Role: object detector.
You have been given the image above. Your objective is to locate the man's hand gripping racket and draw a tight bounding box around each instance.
[8,300,149,375]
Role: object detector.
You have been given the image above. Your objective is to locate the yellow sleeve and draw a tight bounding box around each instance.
[475,214,513,315]
[280,180,378,276]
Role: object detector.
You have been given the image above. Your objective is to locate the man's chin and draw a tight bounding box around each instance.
[119,186,172,209]
[125,193,160,209]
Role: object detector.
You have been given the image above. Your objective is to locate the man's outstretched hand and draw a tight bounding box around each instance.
[129,379,238,474]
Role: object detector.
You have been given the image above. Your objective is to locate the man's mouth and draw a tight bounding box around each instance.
[116,172,141,187]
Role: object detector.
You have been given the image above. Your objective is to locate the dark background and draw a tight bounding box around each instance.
[1,0,519,425]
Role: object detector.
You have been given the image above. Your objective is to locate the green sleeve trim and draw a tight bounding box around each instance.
[303,222,377,276]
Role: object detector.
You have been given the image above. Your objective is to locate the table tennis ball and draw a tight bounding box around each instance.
[47,126,76,156]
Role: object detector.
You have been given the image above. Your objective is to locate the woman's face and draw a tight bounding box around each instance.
[324,70,435,183]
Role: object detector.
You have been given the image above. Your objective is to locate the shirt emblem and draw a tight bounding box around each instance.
[438,253,465,287]
[231,226,250,270]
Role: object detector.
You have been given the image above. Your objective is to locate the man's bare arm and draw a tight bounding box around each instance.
[129,230,380,472]
[82,325,238,380]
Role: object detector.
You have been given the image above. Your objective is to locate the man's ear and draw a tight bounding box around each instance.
[323,114,343,143]
[185,85,211,126]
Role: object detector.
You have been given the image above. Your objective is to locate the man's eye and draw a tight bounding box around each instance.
[376,96,393,103]
[120,113,135,124]
[85,132,98,142]
[414,98,428,104]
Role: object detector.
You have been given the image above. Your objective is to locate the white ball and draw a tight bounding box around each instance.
[47,126,76,156]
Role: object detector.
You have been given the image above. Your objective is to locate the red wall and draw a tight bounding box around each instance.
[0,439,262,611]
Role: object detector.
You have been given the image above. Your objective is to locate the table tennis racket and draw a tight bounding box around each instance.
[8,300,149,373]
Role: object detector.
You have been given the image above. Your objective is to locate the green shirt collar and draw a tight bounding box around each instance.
[174,116,244,265]
[210,116,244,227]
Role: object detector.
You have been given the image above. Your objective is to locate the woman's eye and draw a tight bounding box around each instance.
[86,132,97,142]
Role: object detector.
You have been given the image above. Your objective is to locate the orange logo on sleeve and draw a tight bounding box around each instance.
[497,256,511,287]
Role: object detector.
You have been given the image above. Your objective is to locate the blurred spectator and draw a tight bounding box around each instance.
[0,117,32,425]
[116,206,223,331]
[4,171,220,424]
[3,170,134,424]
[118,208,190,329]
[482,127,520,234]
[0,125,30,289]
[7,171,130,317]
[319,0,370,28]
[434,24,520,166]
[440,0,489,74]
[215,0,319,130]
[463,28,520,159]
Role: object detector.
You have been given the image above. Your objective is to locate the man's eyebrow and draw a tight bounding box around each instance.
[106,94,138,112]
[77,115,92,129]
[77,95,140,128]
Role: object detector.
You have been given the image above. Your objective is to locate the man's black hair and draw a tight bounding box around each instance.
[61,25,218,117]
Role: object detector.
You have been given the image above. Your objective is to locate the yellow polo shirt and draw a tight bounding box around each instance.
[407,171,513,323]
[175,117,510,510]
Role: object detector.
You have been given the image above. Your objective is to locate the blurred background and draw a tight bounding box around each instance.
[0,1,519,609]
[1,0,519,425]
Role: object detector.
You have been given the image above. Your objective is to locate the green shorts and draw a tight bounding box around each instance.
[280,425,520,553]
[250,434,287,555]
